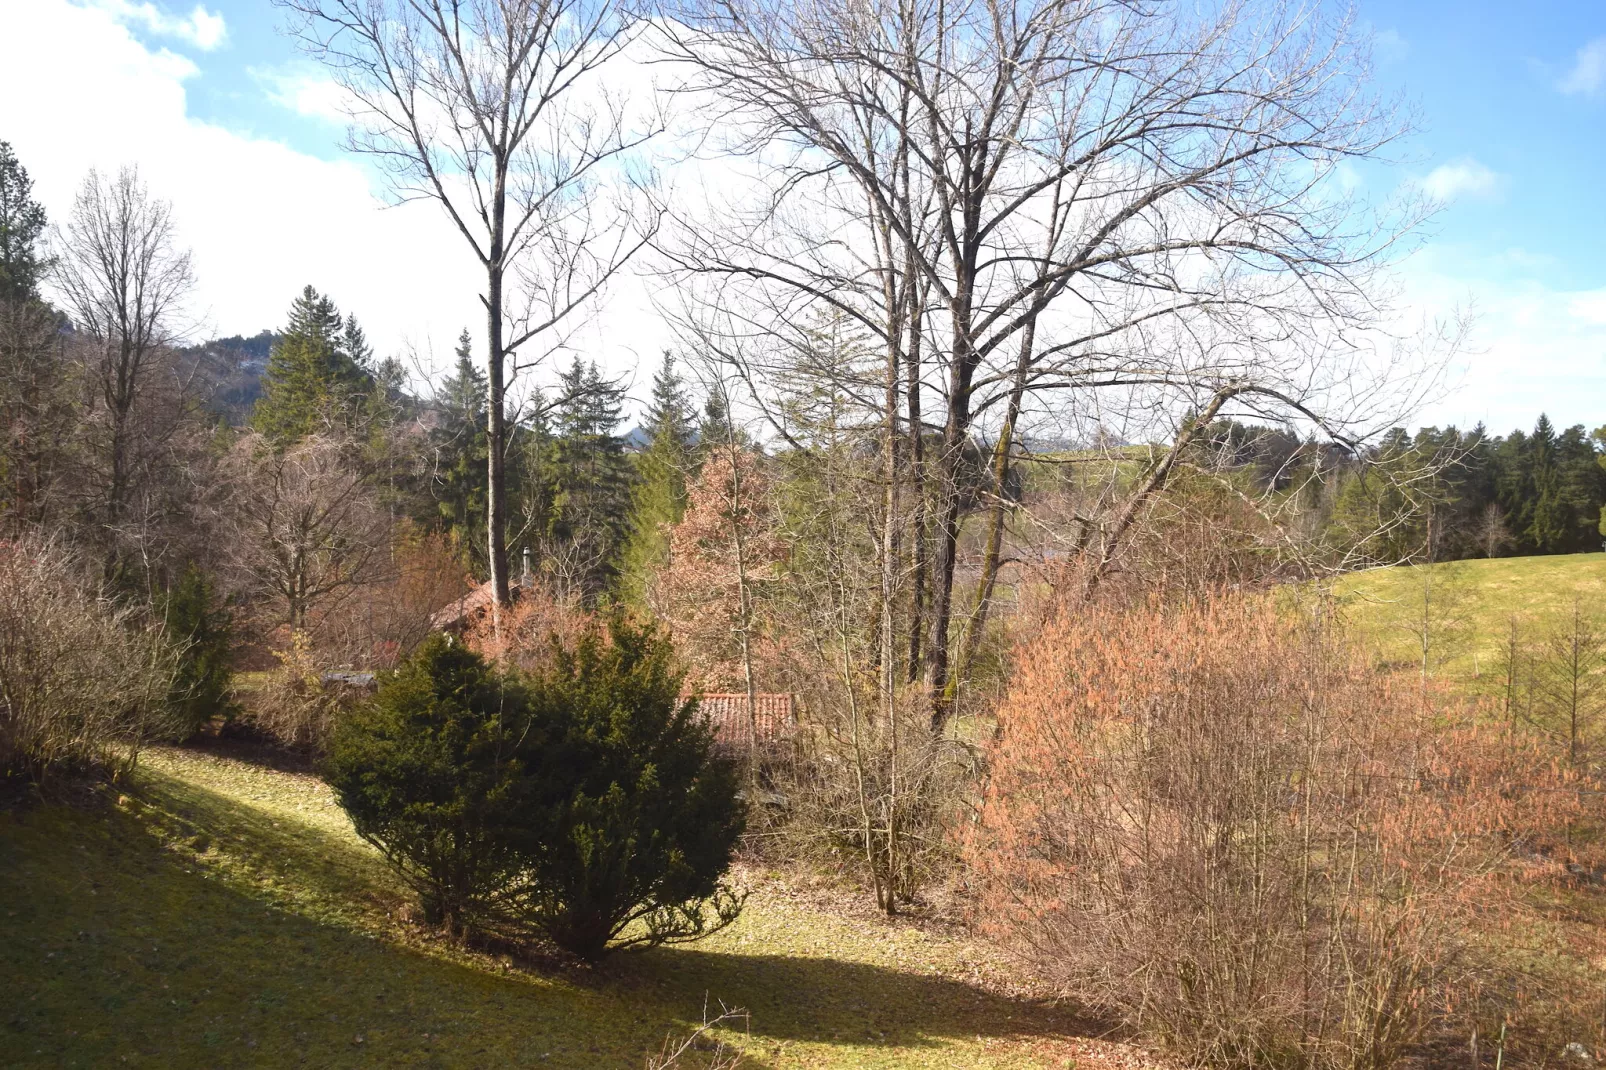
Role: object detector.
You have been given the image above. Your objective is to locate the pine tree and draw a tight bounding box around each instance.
[1527,416,1570,554]
[432,329,489,569]
[697,389,733,459]
[0,142,48,303]
[617,352,698,605]
[544,357,632,595]
[252,286,373,444]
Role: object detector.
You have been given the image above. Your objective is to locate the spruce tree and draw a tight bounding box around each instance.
[617,352,698,604]
[433,329,490,568]
[252,286,373,444]
[545,357,631,595]
[0,142,47,302]
[1527,416,1569,554]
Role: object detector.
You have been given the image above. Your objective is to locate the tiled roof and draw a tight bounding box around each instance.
[689,693,796,749]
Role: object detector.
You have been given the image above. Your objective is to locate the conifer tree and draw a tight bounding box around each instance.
[618,352,698,605]
[253,286,373,444]
[432,329,490,568]
[544,357,631,595]
[0,142,48,302]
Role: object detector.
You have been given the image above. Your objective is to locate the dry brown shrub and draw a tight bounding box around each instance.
[238,629,346,754]
[966,593,1579,1070]
[314,527,470,669]
[464,578,595,672]
[0,539,178,782]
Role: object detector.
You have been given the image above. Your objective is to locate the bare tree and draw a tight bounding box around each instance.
[281,0,661,608]
[1475,501,1512,559]
[660,0,1441,733]
[223,433,388,631]
[51,166,194,545]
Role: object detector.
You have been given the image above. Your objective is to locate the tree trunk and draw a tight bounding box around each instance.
[486,206,510,609]
[945,313,1036,710]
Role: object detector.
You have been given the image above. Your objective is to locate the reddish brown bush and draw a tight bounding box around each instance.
[966,594,1578,1070]
[464,577,595,673]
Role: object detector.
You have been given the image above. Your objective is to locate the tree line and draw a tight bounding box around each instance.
[1196,415,1606,568]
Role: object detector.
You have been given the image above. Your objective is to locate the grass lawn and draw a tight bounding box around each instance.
[1332,552,1606,683]
[1,746,1134,1070]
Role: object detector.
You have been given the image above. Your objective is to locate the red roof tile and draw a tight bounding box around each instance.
[689,693,795,749]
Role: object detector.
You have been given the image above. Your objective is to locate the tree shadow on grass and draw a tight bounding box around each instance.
[1,801,778,1070]
[630,944,1100,1055]
[9,764,1104,1066]
[128,760,406,929]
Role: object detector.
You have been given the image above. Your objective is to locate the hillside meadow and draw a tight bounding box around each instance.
[0,746,1147,1070]
[1333,552,1606,681]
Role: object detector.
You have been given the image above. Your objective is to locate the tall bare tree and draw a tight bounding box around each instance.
[661,0,1438,733]
[281,0,661,607]
[52,166,194,546]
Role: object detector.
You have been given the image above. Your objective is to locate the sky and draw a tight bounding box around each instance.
[0,0,1602,433]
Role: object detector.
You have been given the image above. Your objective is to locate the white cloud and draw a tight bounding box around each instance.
[0,0,483,379]
[1560,37,1606,96]
[1400,248,1606,433]
[1414,159,1503,202]
[252,64,352,124]
[1,0,671,404]
[84,0,227,51]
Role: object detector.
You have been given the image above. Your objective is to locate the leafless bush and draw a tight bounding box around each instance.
[0,539,177,781]
[644,1001,748,1070]
[771,691,975,912]
[237,630,345,755]
[968,593,1576,1070]
[314,527,469,669]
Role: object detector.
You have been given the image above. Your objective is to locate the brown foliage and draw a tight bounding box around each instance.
[315,526,469,669]
[464,577,595,673]
[967,593,1580,1069]
[0,539,178,780]
[650,450,787,693]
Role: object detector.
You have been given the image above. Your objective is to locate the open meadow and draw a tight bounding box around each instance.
[1334,553,1606,681]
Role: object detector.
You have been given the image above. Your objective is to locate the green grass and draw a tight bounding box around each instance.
[1,747,1103,1069]
[1333,552,1606,682]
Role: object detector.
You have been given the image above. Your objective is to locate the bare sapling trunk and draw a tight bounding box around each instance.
[283,0,660,610]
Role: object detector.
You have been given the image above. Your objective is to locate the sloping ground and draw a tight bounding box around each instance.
[1332,552,1606,680]
[1333,553,1606,1057]
[1,747,1155,1069]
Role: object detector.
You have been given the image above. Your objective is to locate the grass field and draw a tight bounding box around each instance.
[0,745,1137,1070]
[1333,552,1606,682]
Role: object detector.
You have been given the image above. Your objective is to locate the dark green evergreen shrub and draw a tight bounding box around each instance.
[161,565,238,737]
[509,619,746,960]
[325,634,533,935]
[325,623,745,958]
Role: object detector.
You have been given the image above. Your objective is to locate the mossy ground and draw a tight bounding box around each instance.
[1,746,1132,1069]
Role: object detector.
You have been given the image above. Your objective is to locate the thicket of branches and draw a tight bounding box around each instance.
[967,594,1585,1068]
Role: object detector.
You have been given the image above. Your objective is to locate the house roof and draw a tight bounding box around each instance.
[690,693,796,749]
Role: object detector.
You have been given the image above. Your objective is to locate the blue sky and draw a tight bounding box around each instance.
[1,0,1603,433]
[1355,0,1605,291]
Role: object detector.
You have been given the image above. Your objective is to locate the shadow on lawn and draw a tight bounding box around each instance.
[130,759,404,924]
[2,799,762,1070]
[4,762,1101,1066]
[635,945,1097,1053]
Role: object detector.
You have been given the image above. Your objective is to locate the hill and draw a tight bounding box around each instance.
[1333,552,1606,681]
[0,746,1147,1070]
